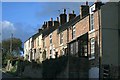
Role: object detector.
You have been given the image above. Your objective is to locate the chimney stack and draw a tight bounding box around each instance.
[86,1,88,5]
[60,9,67,25]
[38,29,42,33]
[47,18,53,28]
[57,17,59,22]
[42,21,47,29]
[53,21,59,27]
[73,10,74,14]
[53,17,59,28]
[89,1,103,14]
[95,1,104,10]
[50,18,53,21]
[69,10,76,21]
[64,9,66,14]
[45,22,47,26]
[80,2,89,18]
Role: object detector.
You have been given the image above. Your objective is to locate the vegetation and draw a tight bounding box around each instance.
[1,37,23,67]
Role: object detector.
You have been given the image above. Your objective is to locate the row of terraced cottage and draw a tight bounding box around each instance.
[24,1,120,78]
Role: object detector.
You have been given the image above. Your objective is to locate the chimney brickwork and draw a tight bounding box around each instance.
[60,9,67,25]
[69,10,76,21]
[80,2,89,18]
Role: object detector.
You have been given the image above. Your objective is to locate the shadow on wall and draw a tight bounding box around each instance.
[6,55,89,79]
[42,55,89,79]
[42,55,68,79]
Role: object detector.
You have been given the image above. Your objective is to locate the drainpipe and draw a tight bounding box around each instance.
[98,9,101,80]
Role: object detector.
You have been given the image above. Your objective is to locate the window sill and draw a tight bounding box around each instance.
[50,44,53,46]
[89,29,95,34]
[89,57,95,60]
[59,43,63,46]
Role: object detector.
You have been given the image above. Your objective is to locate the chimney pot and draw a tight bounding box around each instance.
[45,22,47,25]
[73,10,75,14]
[38,29,42,33]
[69,12,76,21]
[47,21,53,28]
[57,17,59,21]
[60,14,67,25]
[51,18,53,21]
[64,9,66,14]
[53,21,59,27]
[60,9,67,25]
[86,1,88,5]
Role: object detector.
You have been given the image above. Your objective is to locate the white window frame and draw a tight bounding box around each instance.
[60,32,63,45]
[50,33,52,45]
[70,43,73,55]
[37,37,39,46]
[89,38,95,60]
[28,40,30,47]
[89,4,95,32]
[89,4,95,14]
[76,41,78,53]
[90,14,94,31]
[50,49,52,58]
[72,25,76,39]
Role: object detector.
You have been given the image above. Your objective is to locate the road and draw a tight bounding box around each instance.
[0,68,20,80]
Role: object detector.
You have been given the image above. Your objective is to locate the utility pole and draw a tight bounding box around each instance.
[10,33,13,54]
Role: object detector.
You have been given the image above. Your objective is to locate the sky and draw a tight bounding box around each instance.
[2,2,94,43]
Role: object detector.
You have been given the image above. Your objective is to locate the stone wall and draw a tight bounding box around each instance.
[42,56,89,79]
[7,56,89,79]
[22,63,42,78]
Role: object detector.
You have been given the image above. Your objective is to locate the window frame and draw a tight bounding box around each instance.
[37,37,39,46]
[90,14,94,31]
[60,32,63,44]
[50,50,52,58]
[72,25,76,39]
[43,39,45,48]
[49,33,52,44]
[89,38,95,60]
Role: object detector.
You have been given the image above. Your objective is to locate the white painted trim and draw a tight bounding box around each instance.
[89,56,95,60]
[89,29,95,34]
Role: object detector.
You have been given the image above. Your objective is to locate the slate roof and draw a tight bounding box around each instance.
[42,26,57,38]
[58,15,80,33]
[24,30,42,43]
